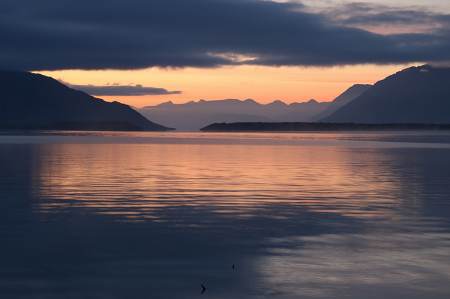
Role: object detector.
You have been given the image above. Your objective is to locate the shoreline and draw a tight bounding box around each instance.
[200,122,450,132]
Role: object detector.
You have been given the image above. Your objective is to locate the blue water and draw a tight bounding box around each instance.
[1,131,450,298]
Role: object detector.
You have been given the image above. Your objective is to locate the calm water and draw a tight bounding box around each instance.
[1,131,450,298]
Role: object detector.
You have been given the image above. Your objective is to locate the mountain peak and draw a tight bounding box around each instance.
[266,100,288,107]
[244,98,258,104]
[0,70,172,131]
[320,65,450,123]
[156,101,174,106]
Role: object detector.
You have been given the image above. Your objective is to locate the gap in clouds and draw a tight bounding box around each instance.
[307,1,450,35]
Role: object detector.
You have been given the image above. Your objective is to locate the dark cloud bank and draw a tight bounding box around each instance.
[62,82,181,96]
[1,0,450,71]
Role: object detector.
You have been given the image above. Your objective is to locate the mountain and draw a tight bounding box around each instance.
[137,98,330,131]
[280,99,331,122]
[320,65,450,123]
[266,100,288,108]
[309,84,372,121]
[0,70,172,131]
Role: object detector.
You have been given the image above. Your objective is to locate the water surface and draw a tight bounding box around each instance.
[1,131,450,298]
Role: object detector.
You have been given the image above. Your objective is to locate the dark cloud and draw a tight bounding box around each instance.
[1,0,450,71]
[61,82,181,96]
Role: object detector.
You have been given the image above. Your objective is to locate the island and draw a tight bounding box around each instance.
[200,122,450,132]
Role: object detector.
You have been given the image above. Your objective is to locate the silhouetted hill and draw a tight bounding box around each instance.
[0,70,172,131]
[186,113,275,131]
[309,84,372,121]
[137,98,329,131]
[320,65,450,123]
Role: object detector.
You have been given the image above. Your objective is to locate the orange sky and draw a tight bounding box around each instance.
[38,63,421,108]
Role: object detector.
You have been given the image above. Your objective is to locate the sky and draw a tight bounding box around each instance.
[2,0,450,107]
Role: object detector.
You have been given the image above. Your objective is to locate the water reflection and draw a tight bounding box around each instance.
[1,132,450,299]
[31,144,417,222]
[259,233,450,298]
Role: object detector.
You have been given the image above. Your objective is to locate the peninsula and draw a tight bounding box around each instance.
[200,122,450,132]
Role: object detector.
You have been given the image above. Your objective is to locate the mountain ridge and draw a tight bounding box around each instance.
[320,65,450,123]
[310,84,372,121]
[0,70,172,131]
[138,98,331,131]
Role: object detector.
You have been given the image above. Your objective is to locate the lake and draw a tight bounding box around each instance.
[1,131,450,298]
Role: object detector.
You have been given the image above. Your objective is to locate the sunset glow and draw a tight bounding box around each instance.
[38,64,420,108]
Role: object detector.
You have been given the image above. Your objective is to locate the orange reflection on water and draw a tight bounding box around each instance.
[31,137,421,222]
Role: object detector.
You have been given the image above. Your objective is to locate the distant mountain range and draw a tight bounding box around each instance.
[139,100,297,131]
[320,65,450,123]
[137,83,374,131]
[0,70,172,131]
[137,98,330,131]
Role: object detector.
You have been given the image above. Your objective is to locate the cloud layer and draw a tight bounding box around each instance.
[64,82,181,96]
[1,0,450,71]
